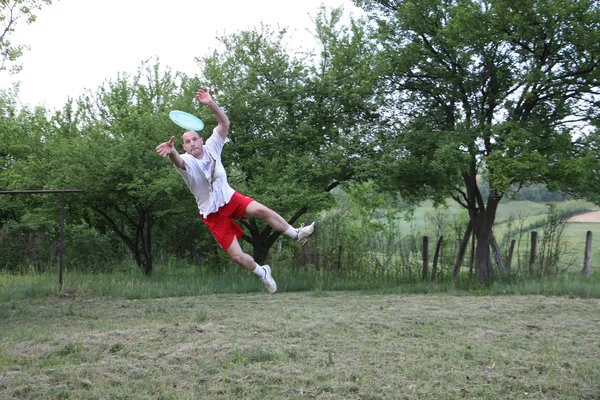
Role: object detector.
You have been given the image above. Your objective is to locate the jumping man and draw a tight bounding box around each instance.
[156,88,316,294]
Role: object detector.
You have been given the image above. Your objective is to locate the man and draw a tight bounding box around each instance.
[156,88,316,294]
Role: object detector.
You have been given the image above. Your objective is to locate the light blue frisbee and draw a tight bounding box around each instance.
[169,110,204,131]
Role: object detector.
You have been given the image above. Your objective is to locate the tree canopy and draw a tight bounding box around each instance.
[1,2,599,280]
[197,17,379,263]
[353,0,600,281]
[0,14,379,271]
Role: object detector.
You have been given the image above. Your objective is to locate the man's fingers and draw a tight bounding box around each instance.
[156,138,175,156]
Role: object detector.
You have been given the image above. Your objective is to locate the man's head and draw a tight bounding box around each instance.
[182,130,203,158]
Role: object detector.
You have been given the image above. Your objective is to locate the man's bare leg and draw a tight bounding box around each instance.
[244,201,317,244]
[226,236,276,294]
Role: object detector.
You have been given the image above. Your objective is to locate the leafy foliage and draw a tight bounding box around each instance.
[0,0,51,74]
[197,18,379,263]
[352,0,600,281]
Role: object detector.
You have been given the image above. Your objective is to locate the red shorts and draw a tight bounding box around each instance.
[202,192,255,251]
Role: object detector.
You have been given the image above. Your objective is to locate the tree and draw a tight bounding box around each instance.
[0,89,66,269]
[355,0,600,282]
[196,18,379,264]
[0,0,52,74]
[41,60,205,275]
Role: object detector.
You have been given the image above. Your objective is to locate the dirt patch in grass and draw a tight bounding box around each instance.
[568,211,600,223]
[1,293,599,399]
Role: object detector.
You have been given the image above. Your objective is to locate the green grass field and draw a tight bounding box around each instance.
[1,200,600,398]
[561,222,600,254]
[1,292,599,399]
[495,204,600,274]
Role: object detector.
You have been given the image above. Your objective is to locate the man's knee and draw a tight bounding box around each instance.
[226,244,247,266]
[229,251,245,265]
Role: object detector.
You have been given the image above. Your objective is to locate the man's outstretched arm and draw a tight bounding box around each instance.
[196,87,230,140]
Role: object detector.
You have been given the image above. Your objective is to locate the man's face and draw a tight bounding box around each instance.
[182,130,203,158]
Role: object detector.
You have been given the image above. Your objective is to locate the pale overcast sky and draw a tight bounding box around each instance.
[0,0,361,110]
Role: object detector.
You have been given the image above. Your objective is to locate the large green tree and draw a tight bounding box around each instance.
[355,0,600,281]
[41,61,206,275]
[197,18,378,264]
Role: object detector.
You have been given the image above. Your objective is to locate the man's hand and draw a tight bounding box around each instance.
[196,87,213,105]
[196,87,230,139]
[156,136,176,157]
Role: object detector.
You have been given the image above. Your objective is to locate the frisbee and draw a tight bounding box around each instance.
[169,110,204,131]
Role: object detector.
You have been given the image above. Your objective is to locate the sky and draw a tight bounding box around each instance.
[0,0,362,110]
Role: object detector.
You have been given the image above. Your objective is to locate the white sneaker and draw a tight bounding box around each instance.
[260,265,277,294]
[296,222,317,246]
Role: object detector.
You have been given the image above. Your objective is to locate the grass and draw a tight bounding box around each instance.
[1,292,599,399]
[561,222,600,262]
[490,211,600,276]
[2,264,600,302]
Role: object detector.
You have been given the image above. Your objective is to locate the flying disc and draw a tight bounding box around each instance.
[169,110,204,131]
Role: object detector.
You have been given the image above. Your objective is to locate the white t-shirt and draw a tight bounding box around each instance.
[175,129,235,218]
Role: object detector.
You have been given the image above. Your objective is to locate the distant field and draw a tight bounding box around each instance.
[393,199,597,233]
[495,200,563,223]
[387,199,600,274]
[1,293,599,399]
[560,221,600,270]
[496,209,600,273]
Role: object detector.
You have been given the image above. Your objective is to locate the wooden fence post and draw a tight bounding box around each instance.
[59,193,65,289]
[583,231,592,279]
[422,236,429,280]
[529,231,538,274]
[0,189,84,290]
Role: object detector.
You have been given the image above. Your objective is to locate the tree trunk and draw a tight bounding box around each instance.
[474,230,493,282]
[252,243,270,265]
[471,195,502,283]
[453,221,473,279]
[432,236,443,281]
[490,232,506,277]
[469,231,475,279]
[96,207,154,275]
[506,239,516,271]
[142,211,153,275]
[243,205,309,266]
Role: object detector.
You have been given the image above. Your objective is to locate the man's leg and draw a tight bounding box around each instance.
[243,201,289,231]
[244,201,317,245]
[226,236,257,271]
[226,236,277,294]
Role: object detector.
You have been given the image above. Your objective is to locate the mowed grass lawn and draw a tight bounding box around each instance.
[1,292,599,399]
